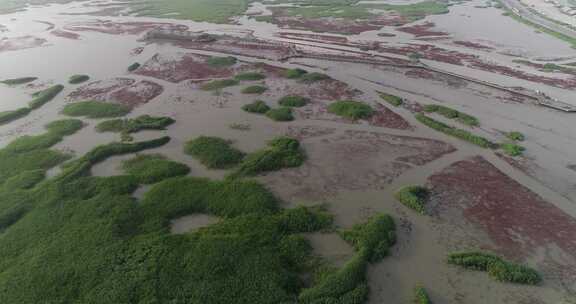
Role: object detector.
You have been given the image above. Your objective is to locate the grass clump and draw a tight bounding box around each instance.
[201,78,239,90]
[299,213,396,304]
[394,185,428,214]
[501,143,525,156]
[423,104,479,127]
[278,95,309,107]
[127,62,140,72]
[415,114,493,148]
[29,84,64,110]
[206,56,237,67]
[378,92,403,107]
[0,108,31,125]
[62,101,131,118]
[2,169,45,190]
[506,131,525,141]
[242,100,270,114]
[95,115,174,133]
[299,72,330,83]
[185,136,245,169]
[447,252,541,285]
[266,107,294,121]
[230,136,305,178]
[235,72,265,81]
[328,100,374,120]
[68,74,90,84]
[241,85,267,94]
[122,154,190,184]
[284,68,308,79]
[413,284,432,304]
[0,77,37,85]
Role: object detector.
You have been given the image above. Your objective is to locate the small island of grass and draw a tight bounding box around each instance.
[242,100,270,114]
[328,100,374,120]
[278,95,309,107]
[69,74,90,84]
[184,136,245,169]
[266,107,294,121]
[122,154,190,184]
[394,185,428,214]
[201,79,239,91]
[62,101,131,118]
[241,85,267,94]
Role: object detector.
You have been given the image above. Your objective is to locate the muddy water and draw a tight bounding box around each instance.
[0,85,35,111]
[0,1,575,303]
[305,232,354,267]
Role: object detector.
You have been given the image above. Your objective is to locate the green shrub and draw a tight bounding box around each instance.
[29,84,64,110]
[241,85,267,94]
[413,284,432,304]
[506,131,525,141]
[68,74,90,84]
[278,95,309,107]
[122,154,190,184]
[284,68,308,79]
[340,214,396,263]
[447,251,541,285]
[394,185,428,214]
[422,104,479,126]
[299,72,329,83]
[501,143,525,156]
[201,78,239,90]
[45,119,84,135]
[62,101,131,118]
[328,100,374,120]
[0,108,31,125]
[415,114,493,148]
[266,107,294,121]
[235,72,265,81]
[278,205,333,234]
[96,115,174,133]
[242,100,270,114]
[378,92,403,106]
[184,136,245,169]
[127,62,140,72]
[2,170,45,190]
[0,77,37,85]
[206,56,237,67]
[230,136,305,178]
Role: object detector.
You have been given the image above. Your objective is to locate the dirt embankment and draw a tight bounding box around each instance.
[68,77,163,107]
[428,156,576,288]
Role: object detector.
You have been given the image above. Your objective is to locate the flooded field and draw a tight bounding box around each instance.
[0,0,575,303]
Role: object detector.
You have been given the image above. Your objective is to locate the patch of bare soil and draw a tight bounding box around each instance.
[263,130,455,201]
[284,126,337,140]
[428,156,576,289]
[63,20,188,35]
[133,53,235,83]
[396,22,448,37]
[0,36,46,53]
[68,78,162,106]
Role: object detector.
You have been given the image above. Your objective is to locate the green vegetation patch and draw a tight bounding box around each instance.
[241,85,268,94]
[373,1,449,19]
[62,101,131,118]
[506,131,525,141]
[299,214,396,303]
[284,68,308,79]
[299,72,330,83]
[69,74,90,84]
[378,92,403,107]
[235,72,266,81]
[127,62,141,72]
[185,136,245,169]
[230,136,305,178]
[0,108,31,125]
[128,0,251,23]
[447,252,541,285]
[415,113,493,148]
[394,185,428,214]
[278,95,309,107]
[122,154,190,184]
[0,77,37,85]
[201,78,239,90]
[413,284,432,304]
[96,115,175,133]
[242,100,270,114]
[328,100,374,120]
[500,143,525,156]
[206,56,238,67]
[423,104,479,127]
[29,84,64,110]
[266,107,294,121]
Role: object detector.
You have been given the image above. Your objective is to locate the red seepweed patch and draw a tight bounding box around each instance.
[396,22,449,37]
[369,104,412,130]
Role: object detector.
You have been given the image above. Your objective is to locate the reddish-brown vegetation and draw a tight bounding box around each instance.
[0,36,47,53]
[134,53,235,82]
[50,29,81,40]
[68,78,135,101]
[453,40,494,50]
[396,22,448,37]
[429,156,576,262]
[68,78,162,106]
[108,80,163,106]
[369,104,412,130]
